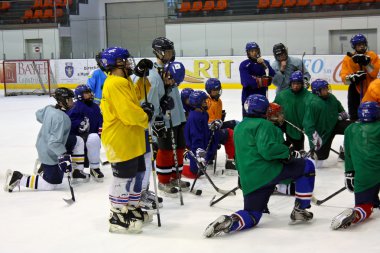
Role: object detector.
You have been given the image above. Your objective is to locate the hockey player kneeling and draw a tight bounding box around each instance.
[331,102,380,230]
[204,94,316,238]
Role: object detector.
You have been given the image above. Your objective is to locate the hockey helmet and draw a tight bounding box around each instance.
[74,84,93,101]
[152,37,175,63]
[189,90,209,110]
[289,70,303,84]
[358,101,380,122]
[100,47,132,72]
[165,61,185,85]
[350,34,368,50]
[54,87,74,110]
[311,79,329,96]
[244,94,269,116]
[267,102,284,125]
[273,43,288,61]
[181,88,194,105]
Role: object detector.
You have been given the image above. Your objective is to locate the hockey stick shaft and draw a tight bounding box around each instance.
[142,73,162,226]
[186,150,232,195]
[210,186,240,207]
[312,186,346,205]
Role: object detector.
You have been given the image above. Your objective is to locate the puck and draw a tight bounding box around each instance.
[195,189,202,196]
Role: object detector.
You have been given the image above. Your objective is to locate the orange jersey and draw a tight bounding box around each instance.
[207,97,223,123]
[340,51,380,95]
[362,79,380,104]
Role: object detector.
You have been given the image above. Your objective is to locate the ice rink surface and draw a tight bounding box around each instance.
[0,89,379,253]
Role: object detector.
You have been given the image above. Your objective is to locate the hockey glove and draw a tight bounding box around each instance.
[209,119,223,131]
[196,148,207,165]
[338,111,349,121]
[256,76,272,88]
[352,54,371,66]
[134,59,153,77]
[345,171,355,193]
[160,94,175,114]
[221,110,226,122]
[345,71,367,85]
[152,116,167,138]
[312,131,322,151]
[141,102,154,121]
[78,117,90,133]
[58,154,72,173]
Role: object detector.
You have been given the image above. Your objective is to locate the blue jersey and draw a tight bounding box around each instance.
[87,69,106,104]
[67,100,103,136]
[184,110,218,173]
[239,58,275,105]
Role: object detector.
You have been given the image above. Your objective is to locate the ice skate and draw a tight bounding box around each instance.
[140,190,163,210]
[90,168,104,182]
[72,169,90,183]
[128,206,154,224]
[108,207,143,234]
[171,178,190,191]
[331,208,355,230]
[158,181,179,197]
[4,170,23,192]
[224,159,237,176]
[204,215,233,238]
[338,145,345,162]
[290,202,313,223]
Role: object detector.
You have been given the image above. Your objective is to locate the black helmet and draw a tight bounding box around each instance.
[53,87,74,110]
[152,37,175,63]
[273,43,288,61]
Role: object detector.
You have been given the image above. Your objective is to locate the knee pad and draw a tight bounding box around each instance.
[230,210,262,232]
[86,134,101,168]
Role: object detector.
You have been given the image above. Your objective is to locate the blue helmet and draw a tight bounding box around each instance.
[181,88,194,105]
[75,84,93,101]
[189,90,208,109]
[311,79,329,96]
[165,61,185,85]
[350,34,368,50]
[205,78,222,94]
[246,42,260,52]
[100,47,130,71]
[244,94,269,116]
[358,102,380,122]
[289,70,303,83]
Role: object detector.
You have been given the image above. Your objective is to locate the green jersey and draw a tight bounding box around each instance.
[274,88,312,140]
[303,93,344,149]
[344,121,380,193]
[234,117,289,196]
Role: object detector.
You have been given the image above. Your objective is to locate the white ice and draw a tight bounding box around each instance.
[0,90,379,253]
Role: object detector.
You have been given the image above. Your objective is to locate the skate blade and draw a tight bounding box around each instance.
[72,177,90,184]
[224,170,238,176]
[109,224,142,234]
[288,219,313,225]
[92,177,104,183]
[158,189,179,198]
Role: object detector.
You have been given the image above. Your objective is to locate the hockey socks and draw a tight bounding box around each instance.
[353,203,373,224]
[229,210,262,232]
[295,158,315,209]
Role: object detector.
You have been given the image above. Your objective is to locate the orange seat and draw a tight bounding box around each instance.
[22,9,34,19]
[0,2,11,10]
[55,8,64,17]
[33,0,43,9]
[284,0,297,7]
[190,1,203,11]
[57,0,73,7]
[214,0,227,10]
[203,0,215,11]
[33,9,44,19]
[43,0,54,9]
[179,2,191,12]
[42,8,54,18]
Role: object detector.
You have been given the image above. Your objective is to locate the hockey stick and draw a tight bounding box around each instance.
[185,150,234,195]
[63,174,76,204]
[142,72,162,226]
[189,129,215,193]
[311,186,346,206]
[209,186,240,207]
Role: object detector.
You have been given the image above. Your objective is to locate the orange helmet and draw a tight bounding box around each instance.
[267,103,284,125]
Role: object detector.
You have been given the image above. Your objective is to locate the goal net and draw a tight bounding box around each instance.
[1,60,56,96]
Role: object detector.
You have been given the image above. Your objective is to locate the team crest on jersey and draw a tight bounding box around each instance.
[65,62,74,78]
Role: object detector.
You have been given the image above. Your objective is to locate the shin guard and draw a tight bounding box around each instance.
[295,158,315,209]
[230,210,262,232]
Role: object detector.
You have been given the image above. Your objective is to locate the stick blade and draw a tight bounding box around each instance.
[63,197,75,205]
